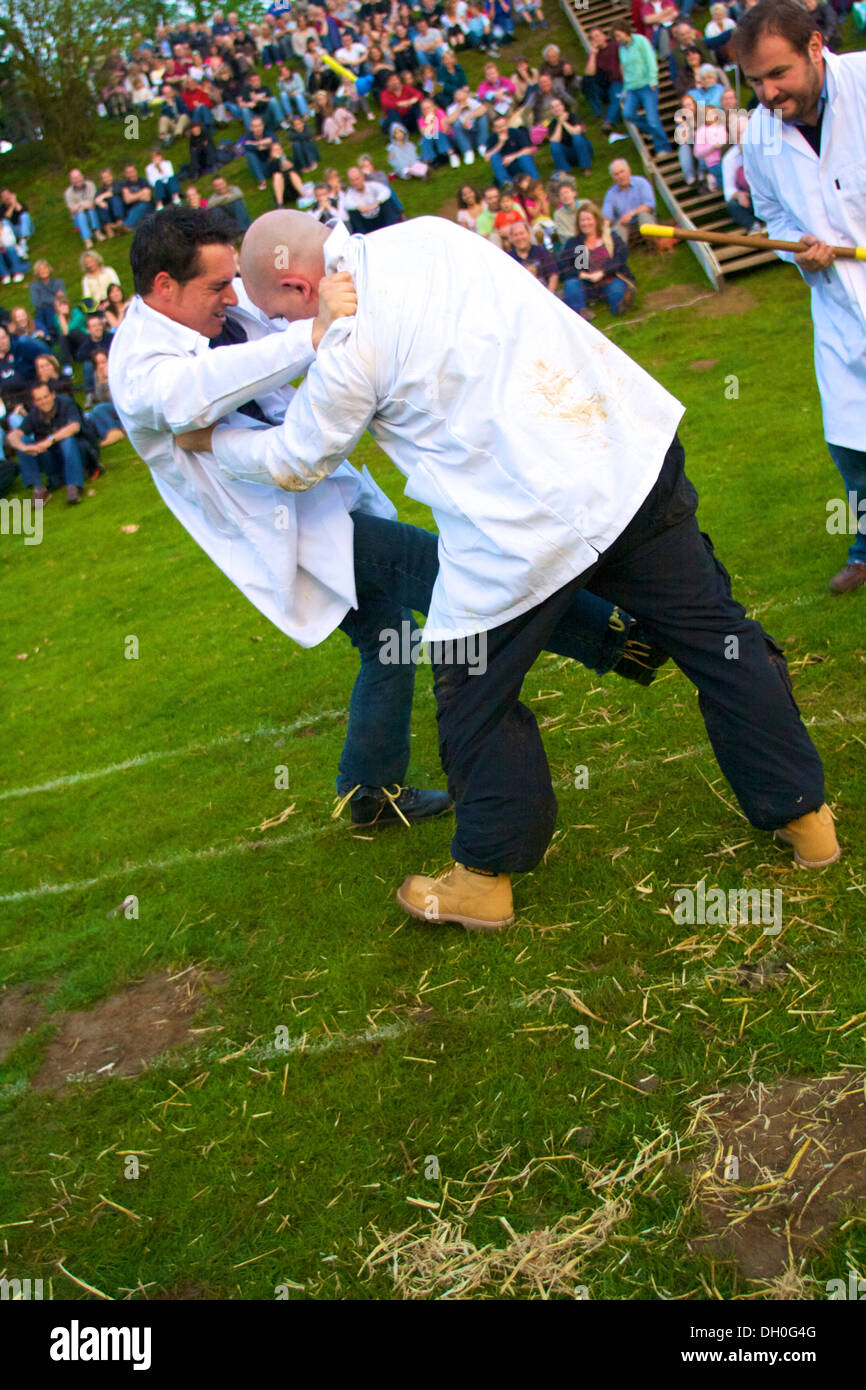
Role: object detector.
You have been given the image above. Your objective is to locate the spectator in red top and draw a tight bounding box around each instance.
[380,72,423,134]
[180,74,216,130]
[477,62,517,114]
[630,0,649,37]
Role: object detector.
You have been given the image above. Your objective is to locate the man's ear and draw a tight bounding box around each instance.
[279,276,315,300]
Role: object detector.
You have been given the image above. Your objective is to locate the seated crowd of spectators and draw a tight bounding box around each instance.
[0,0,858,505]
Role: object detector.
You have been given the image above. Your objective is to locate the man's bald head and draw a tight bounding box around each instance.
[240,210,329,321]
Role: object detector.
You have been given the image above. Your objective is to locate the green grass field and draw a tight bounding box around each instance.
[1,7,864,1302]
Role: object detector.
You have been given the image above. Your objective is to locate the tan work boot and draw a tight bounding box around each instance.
[396,862,514,932]
[774,803,840,868]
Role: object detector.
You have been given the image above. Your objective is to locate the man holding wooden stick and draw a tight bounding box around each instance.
[737,0,866,594]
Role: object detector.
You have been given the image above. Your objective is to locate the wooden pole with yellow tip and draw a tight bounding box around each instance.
[639,223,866,261]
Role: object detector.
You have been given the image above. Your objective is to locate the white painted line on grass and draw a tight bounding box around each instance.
[0,709,348,803]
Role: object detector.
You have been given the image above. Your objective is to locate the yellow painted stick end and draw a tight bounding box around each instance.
[639,224,675,238]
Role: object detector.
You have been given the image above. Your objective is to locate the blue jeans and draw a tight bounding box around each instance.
[550,132,594,173]
[279,89,309,117]
[245,148,268,182]
[622,86,672,152]
[192,103,215,129]
[98,194,125,226]
[605,81,624,124]
[828,444,866,566]
[563,275,629,315]
[72,208,101,240]
[490,150,540,185]
[123,201,151,228]
[336,510,634,794]
[15,212,34,240]
[87,402,122,440]
[291,137,319,168]
[242,100,283,133]
[18,434,84,489]
[420,131,453,160]
[222,197,252,230]
[451,114,490,154]
[153,175,181,204]
[0,242,27,276]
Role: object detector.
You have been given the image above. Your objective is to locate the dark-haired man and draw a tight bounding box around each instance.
[738,0,866,594]
[108,209,653,828]
[7,380,86,504]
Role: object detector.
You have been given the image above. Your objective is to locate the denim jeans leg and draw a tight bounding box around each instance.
[73,210,91,240]
[562,276,587,312]
[572,131,593,169]
[549,140,572,172]
[489,152,509,185]
[828,443,866,566]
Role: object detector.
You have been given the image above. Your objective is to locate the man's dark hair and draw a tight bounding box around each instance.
[732,0,819,64]
[30,381,53,402]
[612,20,633,37]
[129,206,239,296]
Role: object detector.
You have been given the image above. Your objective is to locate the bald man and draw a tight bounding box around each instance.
[174,212,837,932]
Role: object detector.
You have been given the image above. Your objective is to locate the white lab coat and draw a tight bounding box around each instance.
[212,218,685,643]
[108,283,394,647]
[743,49,866,450]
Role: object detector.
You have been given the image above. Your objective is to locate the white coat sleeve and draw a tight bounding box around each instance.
[211,321,378,492]
[124,319,316,433]
[742,147,825,285]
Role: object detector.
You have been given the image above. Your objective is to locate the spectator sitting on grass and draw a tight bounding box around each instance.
[515,175,555,240]
[65,169,104,249]
[538,43,575,95]
[277,64,309,119]
[670,22,711,93]
[312,90,357,143]
[387,122,429,179]
[344,165,399,232]
[33,352,75,395]
[103,281,131,330]
[159,84,191,144]
[80,251,121,310]
[323,168,350,224]
[476,61,516,115]
[0,189,33,259]
[51,292,87,366]
[87,349,126,450]
[417,96,461,166]
[456,183,489,232]
[266,140,306,208]
[6,378,87,505]
[288,115,320,173]
[601,157,656,243]
[185,186,209,209]
[547,95,593,176]
[94,168,127,238]
[506,218,558,289]
[307,181,346,224]
[145,148,183,208]
[487,113,540,186]
[188,121,218,179]
[561,201,635,321]
[0,321,44,380]
[29,261,66,338]
[511,56,540,106]
[438,48,470,104]
[208,175,252,230]
[76,313,114,398]
[380,73,423,135]
[8,306,50,344]
[120,163,154,229]
[244,115,275,188]
[446,85,491,163]
[493,186,528,236]
[0,227,27,284]
[551,176,588,241]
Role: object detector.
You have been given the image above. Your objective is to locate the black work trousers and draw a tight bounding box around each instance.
[434,434,826,874]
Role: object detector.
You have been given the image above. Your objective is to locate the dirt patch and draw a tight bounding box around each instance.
[688,358,719,372]
[695,283,758,318]
[687,1069,866,1280]
[32,968,224,1091]
[438,196,459,224]
[0,984,45,1061]
[642,284,706,311]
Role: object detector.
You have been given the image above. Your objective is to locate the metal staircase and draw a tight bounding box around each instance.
[560,0,777,287]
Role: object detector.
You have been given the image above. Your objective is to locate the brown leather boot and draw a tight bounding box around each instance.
[396,862,514,931]
[829,563,866,594]
[774,804,840,868]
